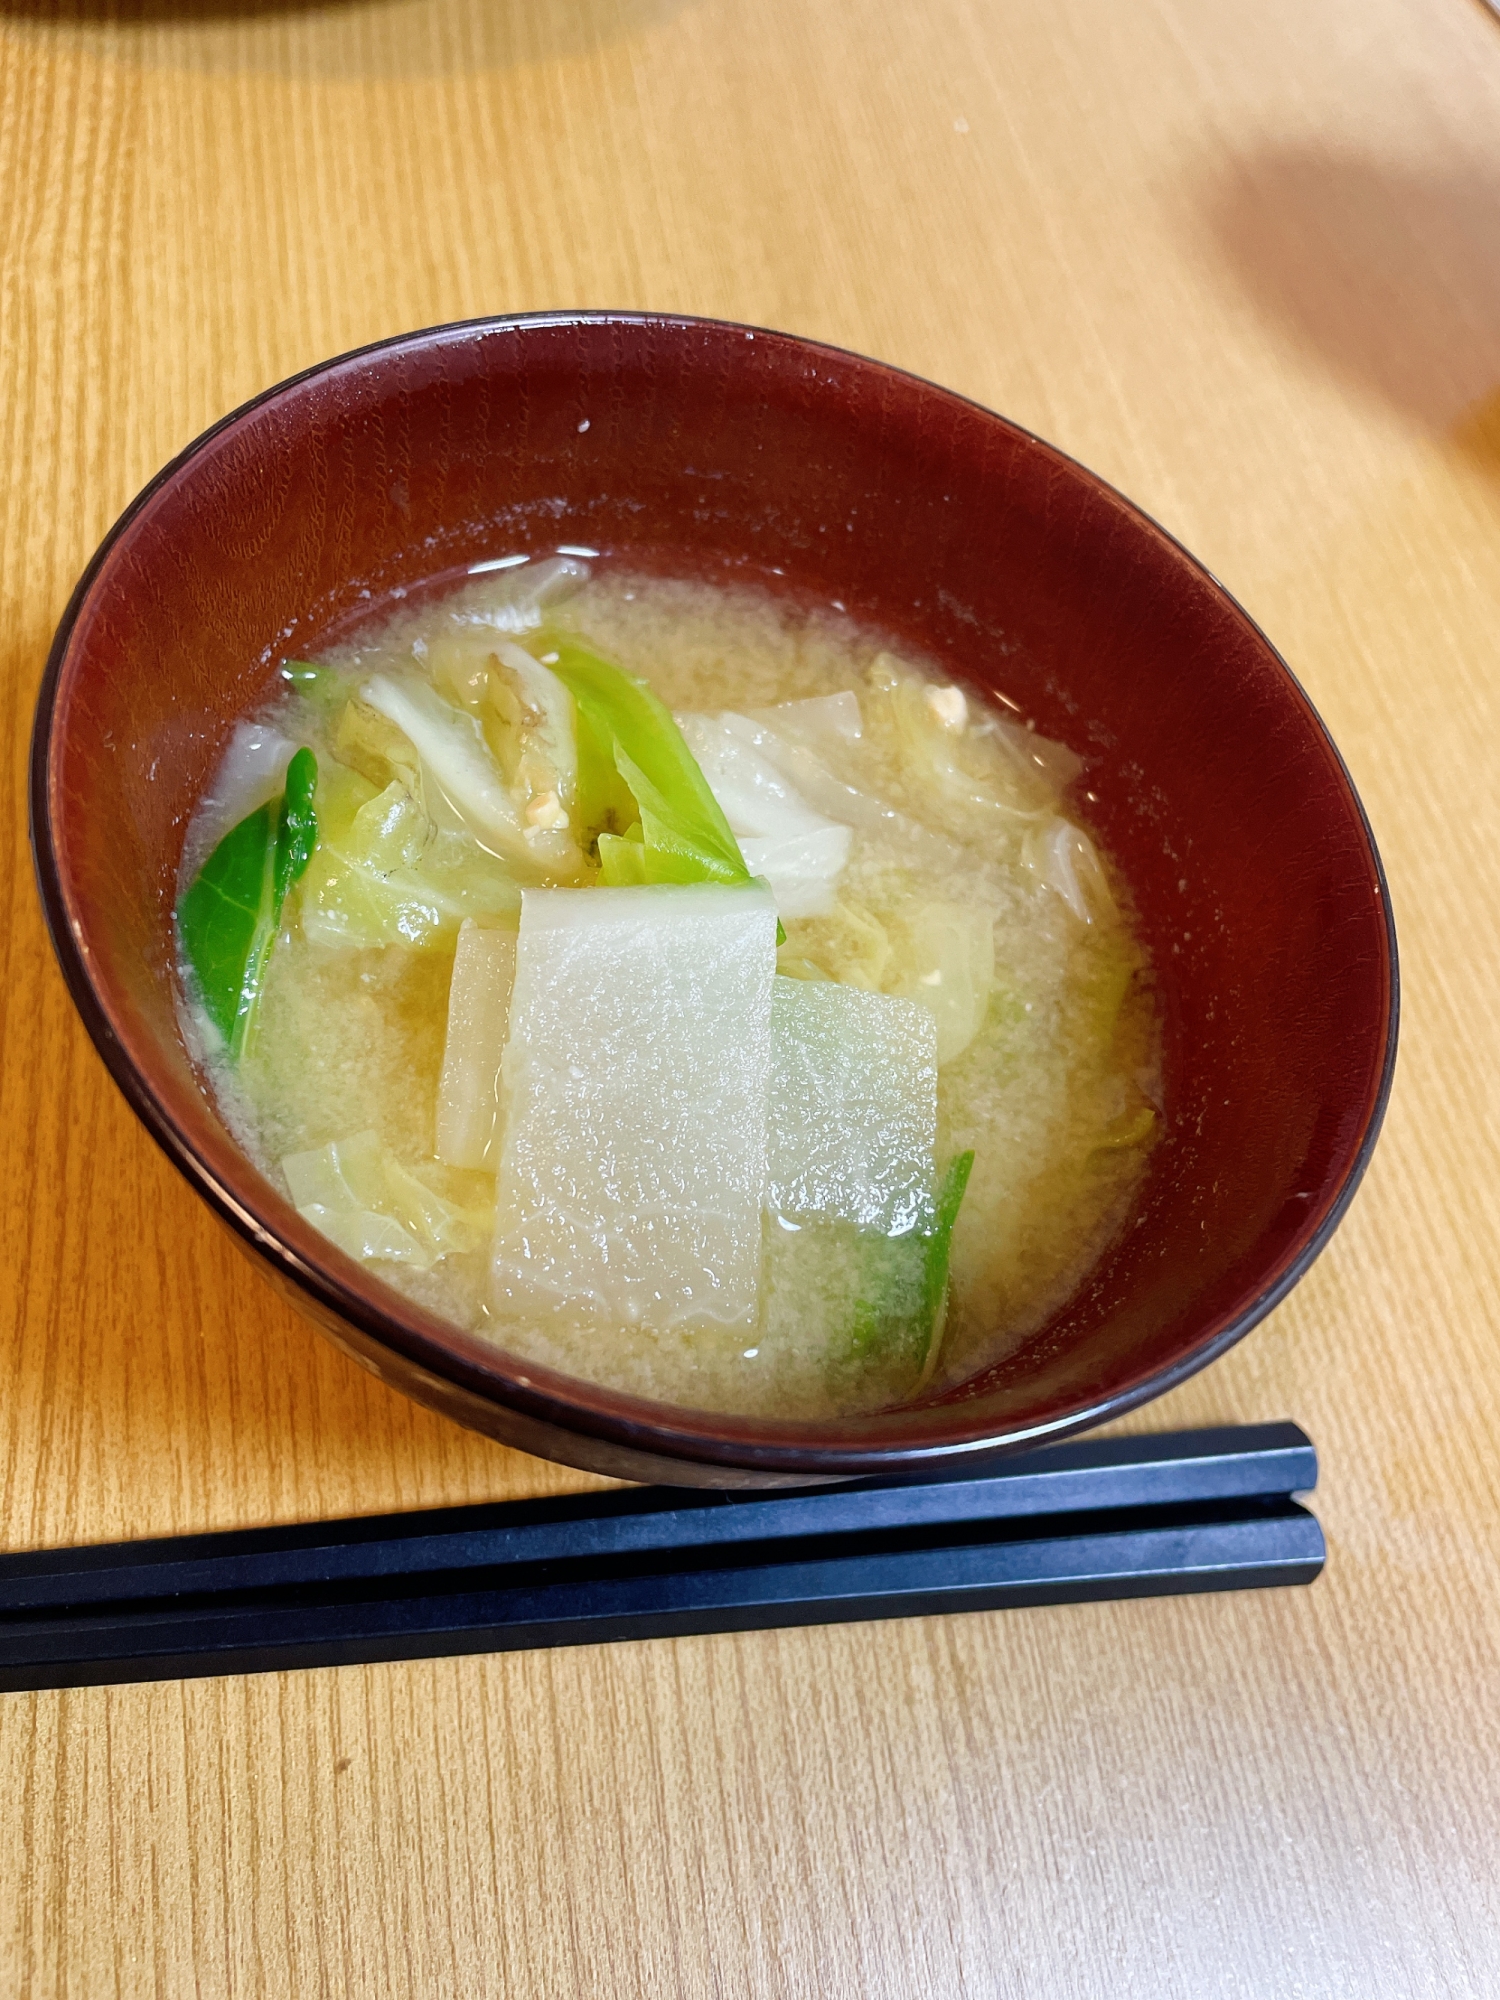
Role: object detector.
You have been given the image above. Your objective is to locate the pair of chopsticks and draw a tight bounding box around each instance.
[0,1424,1321,1692]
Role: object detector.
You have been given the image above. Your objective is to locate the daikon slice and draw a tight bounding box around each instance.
[492,883,778,1332]
[436,922,518,1170]
[767,978,938,1237]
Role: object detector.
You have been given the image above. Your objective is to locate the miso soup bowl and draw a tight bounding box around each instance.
[30,313,1397,1487]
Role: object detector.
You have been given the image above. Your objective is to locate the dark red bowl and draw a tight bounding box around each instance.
[30,313,1397,1487]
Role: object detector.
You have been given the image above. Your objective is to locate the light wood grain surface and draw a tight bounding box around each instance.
[4,0,1500,1992]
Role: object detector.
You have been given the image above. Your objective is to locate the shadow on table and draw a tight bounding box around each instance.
[0,0,689,74]
[1201,144,1500,470]
[0,0,343,13]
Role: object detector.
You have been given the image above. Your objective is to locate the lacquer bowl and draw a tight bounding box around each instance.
[30,313,1398,1486]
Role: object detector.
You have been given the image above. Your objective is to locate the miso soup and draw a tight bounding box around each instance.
[176,556,1158,1419]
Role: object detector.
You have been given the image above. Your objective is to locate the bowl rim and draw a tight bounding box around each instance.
[28,308,1401,1474]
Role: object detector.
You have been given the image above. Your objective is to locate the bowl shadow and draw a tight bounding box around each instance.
[0,0,689,76]
[0,0,356,15]
[1201,144,1500,450]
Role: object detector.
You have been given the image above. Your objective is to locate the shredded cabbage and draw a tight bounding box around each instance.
[297,767,521,949]
[424,634,579,831]
[676,711,852,917]
[451,555,590,633]
[746,691,864,751]
[360,671,584,881]
[889,901,996,1065]
[719,709,968,874]
[282,1129,492,1270]
[335,694,424,797]
[1024,816,1115,923]
[863,653,1060,827]
[791,896,893,991]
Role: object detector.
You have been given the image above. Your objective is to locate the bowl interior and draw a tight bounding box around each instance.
[35,314,1395,1471]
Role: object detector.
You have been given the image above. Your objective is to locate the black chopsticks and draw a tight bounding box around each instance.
[0,1423,1322,1692]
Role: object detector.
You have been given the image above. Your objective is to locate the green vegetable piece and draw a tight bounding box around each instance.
[544,638,750,886]
[178,749,319,1057]
[571,694,639,839]
[596,820,649,887]
[848,1148,975,1371]
[611,743,743,884]
[544,639,786,935]
[849,1232,925,1356]
[177,802,277,1047]
[274,747,319,907]
[921,1148,975,1338]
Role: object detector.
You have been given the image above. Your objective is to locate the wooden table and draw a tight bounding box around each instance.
[4,0,1500,1990]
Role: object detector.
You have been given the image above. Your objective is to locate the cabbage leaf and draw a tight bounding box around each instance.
[543,638,754,889]
[297,767,520,950]
[282,1129,493,1270]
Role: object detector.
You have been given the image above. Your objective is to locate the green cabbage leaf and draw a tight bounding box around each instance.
[542,637,753,889]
